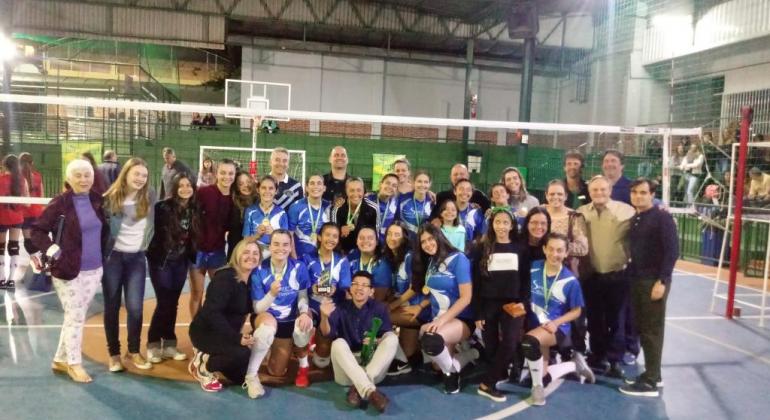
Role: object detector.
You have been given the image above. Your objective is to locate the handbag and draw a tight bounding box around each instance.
[27,215,65,292]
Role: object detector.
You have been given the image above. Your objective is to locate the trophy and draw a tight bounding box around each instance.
[317,270,333,296]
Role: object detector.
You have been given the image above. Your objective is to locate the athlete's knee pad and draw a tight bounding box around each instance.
[521,335,542,361]
[312,354,331,368]
[292,321,311,348]
[7,241,19,256]
[254,324,276,349]
[420,332,445,356]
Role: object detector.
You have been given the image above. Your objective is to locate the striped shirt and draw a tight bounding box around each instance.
[273,173,304,210]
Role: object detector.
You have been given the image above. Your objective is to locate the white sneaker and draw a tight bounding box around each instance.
[129,353,152,370]
[242,375,265,399]
[572,352,596,384]
[147,347,163,364]
[162,346,188,361]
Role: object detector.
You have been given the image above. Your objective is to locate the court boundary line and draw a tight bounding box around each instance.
[666,321,770,365]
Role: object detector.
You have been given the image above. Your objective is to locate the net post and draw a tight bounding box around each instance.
[662,129,671,208]
[726,106,753,319]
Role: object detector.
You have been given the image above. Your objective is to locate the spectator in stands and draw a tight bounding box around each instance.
[30,159,109,383]
[431,164,491,221]
[602,150,632,205]
[501,167,539,217]
[98,150,121,186]
[81,152,108,196]
[202,113,217,129]
[191,112,202,128]
[323,146,352,202]
[160,147,195,199]
[670,143,686,203]
[271,147,304,210]
[746,166,770,207]
[197,156,216,188]
[680,143,705,206]
[563,150,591,209]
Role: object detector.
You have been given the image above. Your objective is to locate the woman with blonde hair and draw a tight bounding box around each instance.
[102,157,157,372]
[189,238,261,393]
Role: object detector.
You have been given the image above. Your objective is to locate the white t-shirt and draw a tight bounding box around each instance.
[114,199,147,253]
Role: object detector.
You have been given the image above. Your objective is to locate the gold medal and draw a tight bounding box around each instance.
[347,223,355,231]
[422,286,430,295]
[262,217,270,226]
[310,233,318,243]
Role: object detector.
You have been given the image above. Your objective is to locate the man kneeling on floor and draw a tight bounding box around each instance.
[320,271,397,413]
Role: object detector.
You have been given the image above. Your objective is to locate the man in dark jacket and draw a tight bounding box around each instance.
[98,150,121,186]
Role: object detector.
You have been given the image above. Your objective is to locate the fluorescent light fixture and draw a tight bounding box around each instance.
[0,34,17,62]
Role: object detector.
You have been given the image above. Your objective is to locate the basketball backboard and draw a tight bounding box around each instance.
[224,79,291,122]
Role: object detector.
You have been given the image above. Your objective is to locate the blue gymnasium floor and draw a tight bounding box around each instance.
[1,269,769,420]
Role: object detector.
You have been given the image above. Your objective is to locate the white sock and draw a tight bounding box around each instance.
[312,354,330,368]
[9,255,27,281]
[527,357,544,388]
[548,361,576,380]
[430,347,456,374]
[298,355,309,368]
[395,345,408,363]
[247,325,275,377]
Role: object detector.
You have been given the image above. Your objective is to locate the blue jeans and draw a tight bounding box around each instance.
[102,250,147,356]
[147,258,189,345]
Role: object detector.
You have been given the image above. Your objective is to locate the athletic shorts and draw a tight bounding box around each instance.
[275,320,295,339]
[194,249,226,270]
[0,223,22,232]
[22,217,37,229]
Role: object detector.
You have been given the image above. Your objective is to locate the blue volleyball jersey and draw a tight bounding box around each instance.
[304,251,351,310]
[347,249,394,289]
[398,192,432,235]
[242,203,289,246]
[424,252,473,320]
[528,259,584,336]
[366,192,398,242]
[459,205,485,242]
[287,198,331,259]
[394,252,422,305]
[250,258,311,322]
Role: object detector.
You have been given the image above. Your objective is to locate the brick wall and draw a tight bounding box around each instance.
[381,125,439,139]
[475,130,498,144]
[319,121,372,137]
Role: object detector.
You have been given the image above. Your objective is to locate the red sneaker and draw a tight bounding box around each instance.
[295,366,310,388]
[199,377,223,393]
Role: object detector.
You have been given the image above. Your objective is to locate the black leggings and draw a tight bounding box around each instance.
[190,328,250,384]
[480,299,525,387]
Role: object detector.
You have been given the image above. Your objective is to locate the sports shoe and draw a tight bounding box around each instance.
[198,375,223,393]
[623,351,637,365]
[346,386,362,408]
[4,279,15,291]
[162,346,188,361]
[367,390,389,413]
[531,385,546,406]
[109,355,125,372]
[477,383,506,402]
[188,351,203,379]
[572,352,596,384]
[0,279,6,290]
[386,359,412,376]
[624,377,664,388]
[606,362,625,379]
[129,353,152,370]
[295,366,310,388]
[242,375,265,399]
[619,379,660,397]
[147,347,163,364]
[443,372,460,394]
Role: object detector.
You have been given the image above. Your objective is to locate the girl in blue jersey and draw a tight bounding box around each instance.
[366,172,399,242]
[522,233,593,407]
[437,199,466,252]
[303,222,351,368]
[288,174,330,260]
[413,223,476,394]
[399,170,433,237]
[347,226,393,302]
[243,175,288,258]
[454,178,485,245]
[384,221,426,370]
[246,230,313,397]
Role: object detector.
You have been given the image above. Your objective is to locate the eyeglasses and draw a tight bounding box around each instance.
[350,282,371,289]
